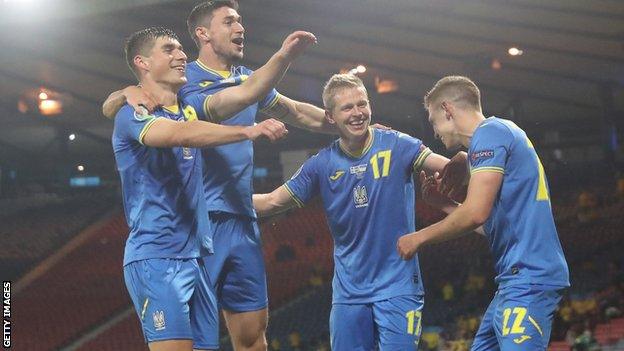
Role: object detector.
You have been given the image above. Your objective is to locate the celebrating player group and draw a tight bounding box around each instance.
[105,1,569,350]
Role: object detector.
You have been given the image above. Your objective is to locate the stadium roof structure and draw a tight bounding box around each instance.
[0,0,622,173]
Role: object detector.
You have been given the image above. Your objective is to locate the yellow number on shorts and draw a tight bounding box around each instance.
[370,150,391,179]
[502,307,527,336]
[526,138,549,201]
[406,310,422,336]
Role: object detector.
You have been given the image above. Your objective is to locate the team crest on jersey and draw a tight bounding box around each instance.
[470,150,494,162]
[353,185,369,208]
[153,310,166,331]
[350,164,367,179]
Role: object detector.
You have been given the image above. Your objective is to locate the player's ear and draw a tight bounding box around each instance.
[441,101,453,120]
[325,109,336,124]
[195,27,210,43]
[133,55,150,73]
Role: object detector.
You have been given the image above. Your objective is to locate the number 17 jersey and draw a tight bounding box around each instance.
[285,128,432,303]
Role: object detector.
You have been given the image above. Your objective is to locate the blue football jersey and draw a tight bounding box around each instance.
[468,117,570,288]
[112,99,213,266]
[180,60,280,218]
[285,128,432,303]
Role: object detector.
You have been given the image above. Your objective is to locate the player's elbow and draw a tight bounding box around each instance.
[469,208,490,227]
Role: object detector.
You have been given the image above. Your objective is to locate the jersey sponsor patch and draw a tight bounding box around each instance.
[350,164,367,179]
[470,149,494,163]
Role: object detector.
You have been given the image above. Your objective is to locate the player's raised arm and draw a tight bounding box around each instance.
[141,117,287,148]
[397,170,501,259]
[253,185,300,217]
[206,31,317,122]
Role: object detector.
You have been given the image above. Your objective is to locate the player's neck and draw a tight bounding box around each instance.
[340,129,372,155]
[457,111,486,147]
[198,47,233,71]
[140,80,178,107]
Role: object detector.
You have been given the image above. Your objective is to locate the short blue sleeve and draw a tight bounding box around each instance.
[181,93,211,121]
[113,105,160,147]
[468,121,513,175]
[395,132,431,172]
[284,154,321,207]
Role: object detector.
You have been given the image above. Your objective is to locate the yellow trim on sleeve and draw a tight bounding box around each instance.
[138,117,158,145]
[283,183,305,208]
[260,93,281,112]
[470,166,504,175]
[202,95,216,122]
[412,147,432,172]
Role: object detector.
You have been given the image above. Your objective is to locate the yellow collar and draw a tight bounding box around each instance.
[196,59,231,78]
[339,128,374,158]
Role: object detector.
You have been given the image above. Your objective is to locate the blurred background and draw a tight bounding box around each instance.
[1,0,623,350]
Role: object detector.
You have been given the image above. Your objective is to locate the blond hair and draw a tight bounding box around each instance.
[322,74,367,111]
[424,76,481,111]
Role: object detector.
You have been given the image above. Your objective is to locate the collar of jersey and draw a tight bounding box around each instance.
[162,104,180,115]
[196,59,232,78]
[339,127,375,159]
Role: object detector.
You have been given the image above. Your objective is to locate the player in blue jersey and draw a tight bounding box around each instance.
[102,2,347,349]
[113,26,315,351]
[252,74,458,350]
[397,76,570,351]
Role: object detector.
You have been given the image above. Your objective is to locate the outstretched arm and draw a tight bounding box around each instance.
[253,185,300,217]
[207,31,317,122]
[142,117,288,148]
[418,171,485,235]
[260,95,335,134]
[397,170,502,259]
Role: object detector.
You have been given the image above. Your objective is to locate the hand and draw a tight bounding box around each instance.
[419,171,455,210]
[279,31,317,61]
[245,118,288,142]
[123,86,159,114]
[371,123,391,130]
[397,232,422,260]
[439,151,469,197]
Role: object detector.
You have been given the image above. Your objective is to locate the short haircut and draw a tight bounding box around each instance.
[424,76,482,112]
[124,27,180,80]
[187,0,239,48]
[322,74,368,111]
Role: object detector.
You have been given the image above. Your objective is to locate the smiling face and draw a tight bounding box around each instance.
[427,101,461,150]
[203,6,245,63]
[142,36,188,88]
[326,86,372,142]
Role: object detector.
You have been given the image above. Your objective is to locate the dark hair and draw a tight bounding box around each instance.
[187,0,239,48]
[124,27,180,80]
